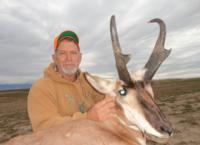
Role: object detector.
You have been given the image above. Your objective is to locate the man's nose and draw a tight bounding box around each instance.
[65,52,73,61]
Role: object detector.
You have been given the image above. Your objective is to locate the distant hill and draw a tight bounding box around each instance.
[0,83,32,91]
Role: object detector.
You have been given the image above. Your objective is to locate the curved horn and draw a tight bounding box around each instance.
[144,18,172,81]
[110,15,133,86]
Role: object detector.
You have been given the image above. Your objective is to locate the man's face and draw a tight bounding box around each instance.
[53,39,82,76]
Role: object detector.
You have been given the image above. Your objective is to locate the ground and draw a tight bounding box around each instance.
[0,78,200,145]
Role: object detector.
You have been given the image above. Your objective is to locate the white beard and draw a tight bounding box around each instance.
[60,63,79,76]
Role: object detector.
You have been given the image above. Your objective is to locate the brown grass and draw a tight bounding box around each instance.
[152,78,200,98]
[0,89,31,143]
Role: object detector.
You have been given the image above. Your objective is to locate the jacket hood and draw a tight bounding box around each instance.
[44,63,84,84]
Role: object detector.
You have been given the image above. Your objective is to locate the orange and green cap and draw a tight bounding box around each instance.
[54,30,80,50]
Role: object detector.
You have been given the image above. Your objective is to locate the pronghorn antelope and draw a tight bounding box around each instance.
[3,15,172,145]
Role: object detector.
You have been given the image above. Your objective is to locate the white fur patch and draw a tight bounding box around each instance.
[137,138,146,145]
[131,69,147,81]
[120,103,164,138]
[131,69,154,98]
[145,83,154,98]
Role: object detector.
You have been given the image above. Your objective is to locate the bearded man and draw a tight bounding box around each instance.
[28,30,116,132]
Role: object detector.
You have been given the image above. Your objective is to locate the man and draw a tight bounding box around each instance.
[28,30,116,132]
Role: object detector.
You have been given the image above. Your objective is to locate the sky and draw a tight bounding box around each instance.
[0,0,200,84]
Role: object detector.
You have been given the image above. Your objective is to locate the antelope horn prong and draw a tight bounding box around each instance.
[110,15,133,86]
[144,18,172,81]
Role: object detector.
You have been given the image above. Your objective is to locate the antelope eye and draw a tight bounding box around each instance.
[118,87,127,96]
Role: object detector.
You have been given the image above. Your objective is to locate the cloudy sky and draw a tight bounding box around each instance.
[0,0,200,84]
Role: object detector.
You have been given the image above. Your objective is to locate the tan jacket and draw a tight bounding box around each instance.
[28,63,104,132]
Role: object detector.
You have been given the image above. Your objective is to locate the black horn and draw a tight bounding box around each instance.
[144,18,172,81]
[110,15,133,86]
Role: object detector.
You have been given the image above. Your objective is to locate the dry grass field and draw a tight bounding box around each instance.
[0,78,200,145]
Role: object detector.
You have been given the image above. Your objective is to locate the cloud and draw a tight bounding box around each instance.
[0,0,200,83]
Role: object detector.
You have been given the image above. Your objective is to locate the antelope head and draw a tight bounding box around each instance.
[86,15,172,144]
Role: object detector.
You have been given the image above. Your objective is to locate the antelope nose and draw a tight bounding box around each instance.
[160,126,173,136]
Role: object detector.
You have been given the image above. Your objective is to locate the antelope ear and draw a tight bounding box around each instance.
[85,73,116,95]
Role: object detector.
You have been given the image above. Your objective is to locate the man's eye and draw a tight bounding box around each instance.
[70,51,79,55]
[118,88,127,96]
[57,52,65,55]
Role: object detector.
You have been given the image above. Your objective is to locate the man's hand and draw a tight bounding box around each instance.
[87,95,116,121]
